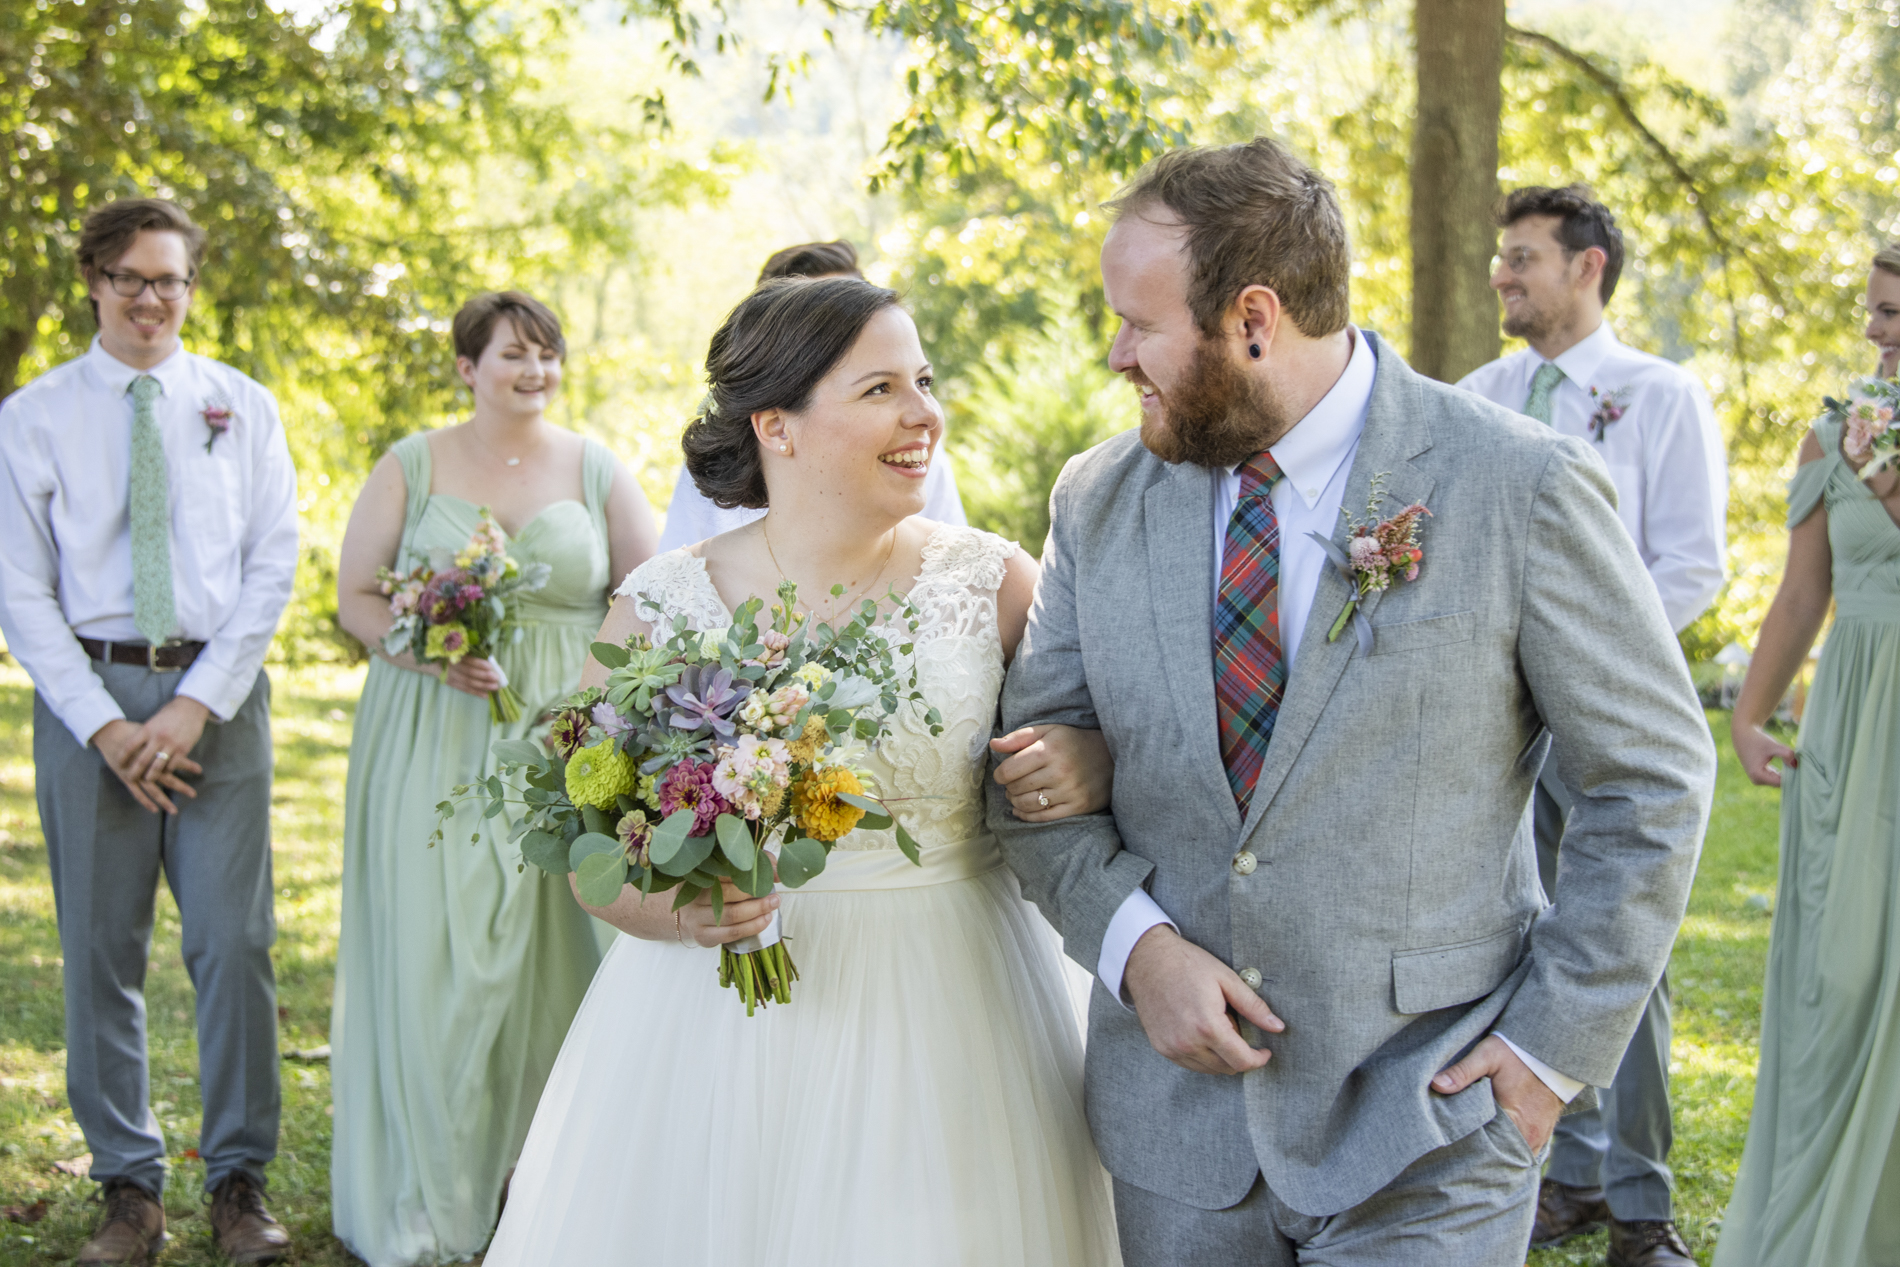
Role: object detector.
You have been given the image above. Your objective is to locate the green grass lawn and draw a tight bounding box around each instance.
[0,666,1783,1265]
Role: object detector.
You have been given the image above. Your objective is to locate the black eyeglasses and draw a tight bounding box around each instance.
[100,270,194,300]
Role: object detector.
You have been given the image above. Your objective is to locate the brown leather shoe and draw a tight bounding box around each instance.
[1608,1219,1695,1267]
[1530,1177,1610,1247]
[76,1179,166,1266]
[208,1173,290,1264]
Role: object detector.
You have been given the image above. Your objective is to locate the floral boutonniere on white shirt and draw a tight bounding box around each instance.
[1586,386,1630,442]
[201,391,235,454]
[1306,473,1432,655]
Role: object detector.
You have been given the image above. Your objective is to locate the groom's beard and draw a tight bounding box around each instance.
[1139,339,1290,468]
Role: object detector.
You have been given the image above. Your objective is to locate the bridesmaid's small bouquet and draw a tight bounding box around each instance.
[378,510,552,723]
[433,580,941,1015]
[1828,376,1900,479]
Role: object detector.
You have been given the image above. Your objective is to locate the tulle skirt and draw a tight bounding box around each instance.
[483,842,1121,1266]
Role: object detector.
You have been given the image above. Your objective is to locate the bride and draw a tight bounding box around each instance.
[483,277,1122,1265]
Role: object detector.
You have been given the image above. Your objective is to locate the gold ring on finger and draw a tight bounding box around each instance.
[1036,790,1050,809]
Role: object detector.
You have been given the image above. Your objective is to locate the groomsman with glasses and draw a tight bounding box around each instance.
[0,199,298,1265]
[1459,185,1728,1267]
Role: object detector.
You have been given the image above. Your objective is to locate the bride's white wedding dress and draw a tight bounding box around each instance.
[483,524,1121,1266]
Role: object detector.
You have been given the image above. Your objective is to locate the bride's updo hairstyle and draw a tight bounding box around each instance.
[683,276,901,510]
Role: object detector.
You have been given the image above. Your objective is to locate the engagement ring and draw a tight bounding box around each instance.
[154,751,170,764]
[1037,791,1050,808]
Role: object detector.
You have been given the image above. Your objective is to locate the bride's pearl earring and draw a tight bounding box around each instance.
[779,443,790,454]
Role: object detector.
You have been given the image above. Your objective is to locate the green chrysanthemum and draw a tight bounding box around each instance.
[565,738,635,810]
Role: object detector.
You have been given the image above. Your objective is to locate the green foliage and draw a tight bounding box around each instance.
[946,312,1137,553]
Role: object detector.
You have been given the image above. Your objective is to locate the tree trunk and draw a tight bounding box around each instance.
[0,323,36,403]
[1410,0,1505,382]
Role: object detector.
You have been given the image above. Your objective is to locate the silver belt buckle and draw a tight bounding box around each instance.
[148,640,185,673]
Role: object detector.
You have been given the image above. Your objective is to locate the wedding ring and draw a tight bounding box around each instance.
[155,752,169,762]
[1036,791,1050,808]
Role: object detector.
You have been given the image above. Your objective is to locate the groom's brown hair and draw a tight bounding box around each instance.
[1105,137,1351,340]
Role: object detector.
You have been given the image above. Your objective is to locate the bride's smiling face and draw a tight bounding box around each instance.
[763,306,942,520]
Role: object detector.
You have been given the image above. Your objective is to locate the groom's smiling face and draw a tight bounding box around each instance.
[1102,208,1287,468]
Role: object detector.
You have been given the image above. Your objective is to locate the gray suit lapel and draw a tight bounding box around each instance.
[1239,334,1439,839]
[1144,464,1244,836]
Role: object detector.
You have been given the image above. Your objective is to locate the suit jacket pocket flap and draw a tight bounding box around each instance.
[1391,925,1523,1015]
[1368,609,1476,657]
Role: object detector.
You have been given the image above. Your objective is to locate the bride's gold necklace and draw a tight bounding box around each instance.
[761,519,897,625]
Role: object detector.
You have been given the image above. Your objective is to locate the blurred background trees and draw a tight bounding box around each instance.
[2,0,1894,664]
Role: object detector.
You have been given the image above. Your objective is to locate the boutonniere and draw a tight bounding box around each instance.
[201,391,235,454]
[1586,386,1629,442]
[1306,474,1431,656]
[1826,376,1900,479]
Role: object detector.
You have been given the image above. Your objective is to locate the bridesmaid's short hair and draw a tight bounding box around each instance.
[451,291,566,364]
[683,277,900,510]
[1875,242,1900,279]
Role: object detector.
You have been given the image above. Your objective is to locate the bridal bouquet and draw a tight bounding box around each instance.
[432,580,939,1014]
[1830,376,1900,478]
[378,510,551,723]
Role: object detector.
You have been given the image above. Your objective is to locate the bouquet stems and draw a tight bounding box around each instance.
[719,941,798,1015]
[488,684,525,724]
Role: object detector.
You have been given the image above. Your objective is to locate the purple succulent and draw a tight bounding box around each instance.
[591,701,634,739]
[664,665,751,740]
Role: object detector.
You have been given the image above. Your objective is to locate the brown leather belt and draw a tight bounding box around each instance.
[78,637,206,672]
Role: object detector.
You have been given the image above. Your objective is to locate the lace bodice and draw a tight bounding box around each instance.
[615,525,1017,852]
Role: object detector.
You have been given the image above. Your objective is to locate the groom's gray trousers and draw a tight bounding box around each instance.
[1114,1109,1544,1266]
[1535,767,1674,1222]
[35,661,280,1197]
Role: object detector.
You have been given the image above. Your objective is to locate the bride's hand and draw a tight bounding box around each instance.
[573,874,781,944]
[990,724,1112,822]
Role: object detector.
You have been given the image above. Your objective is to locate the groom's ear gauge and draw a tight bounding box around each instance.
[1249,344,1262,360]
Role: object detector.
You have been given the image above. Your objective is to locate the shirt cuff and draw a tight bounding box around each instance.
[1496,1033,1586,1104]
[176,658,251,722]
[1098,889,1177,1008]
[63,687,127,750]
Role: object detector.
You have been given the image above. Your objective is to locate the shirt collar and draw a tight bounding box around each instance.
[1549,320,1617,392]
[1252,325,1375,510]
[84,336,192,400]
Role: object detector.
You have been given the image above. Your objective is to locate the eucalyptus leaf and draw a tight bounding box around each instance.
[491,739,545,767]
[777,836,829,888]
[716,814,756,871]
[592,641,631,669]
[645,808,699,867]
[569,831,622,873]
[707,882,723,925]
[520,830,569,875]
[894,823,922,866]
[734,850,775,898]
[654,831,716,878]
[575,850,628,907]
[836,792,883,815]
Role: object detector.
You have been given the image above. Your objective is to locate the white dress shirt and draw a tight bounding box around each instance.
[1457,322,1728,632]
[0,338,300,744]
[656,449,968,551]
[1093,329,1583,1102]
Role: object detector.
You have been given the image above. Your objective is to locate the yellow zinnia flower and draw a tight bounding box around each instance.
[565,739,636,810]
[791,766,867,842]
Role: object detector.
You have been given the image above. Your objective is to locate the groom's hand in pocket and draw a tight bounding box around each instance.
[1123,926,1284,1076]
[1430,1035,1563,1152]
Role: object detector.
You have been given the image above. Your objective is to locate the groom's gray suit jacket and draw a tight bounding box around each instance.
[991,334,1715,1218]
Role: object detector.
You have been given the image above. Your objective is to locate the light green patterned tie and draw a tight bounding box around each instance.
[1522,361,1566,425]
[128,375,177,646]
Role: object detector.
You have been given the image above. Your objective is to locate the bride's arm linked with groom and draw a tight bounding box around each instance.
[987,136,1716,1261]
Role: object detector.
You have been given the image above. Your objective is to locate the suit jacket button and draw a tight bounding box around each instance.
[1232,850,1257,876]
[1239,967,1263,990]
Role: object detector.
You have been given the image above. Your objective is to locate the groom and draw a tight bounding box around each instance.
[990,137,1714,1261]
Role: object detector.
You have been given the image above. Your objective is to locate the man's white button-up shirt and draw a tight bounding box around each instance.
[0,338,299,744]
[1457,321,1728,632]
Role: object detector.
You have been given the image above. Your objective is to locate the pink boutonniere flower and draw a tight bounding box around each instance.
[1306,473,1431,655]
[1587,386,1630,442]
[201,392,235,454]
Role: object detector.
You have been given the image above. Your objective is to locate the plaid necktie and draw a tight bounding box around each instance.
[1523,361,1565,425]
[1215,452,1285,814]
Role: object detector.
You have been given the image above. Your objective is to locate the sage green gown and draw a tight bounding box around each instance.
[1714,417,1900,1266]
[330,432,615,1267]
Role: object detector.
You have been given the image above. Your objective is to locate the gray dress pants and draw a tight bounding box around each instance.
[35,662,280,1197]
[1535,768,1675,1222]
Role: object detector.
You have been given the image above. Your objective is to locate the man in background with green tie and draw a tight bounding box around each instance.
[1458,185,1728,1267]
[0,199,298,1265]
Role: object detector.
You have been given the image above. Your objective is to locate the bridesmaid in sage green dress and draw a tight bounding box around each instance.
[328,292,656,1266]
[1720,252,1900,1267]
